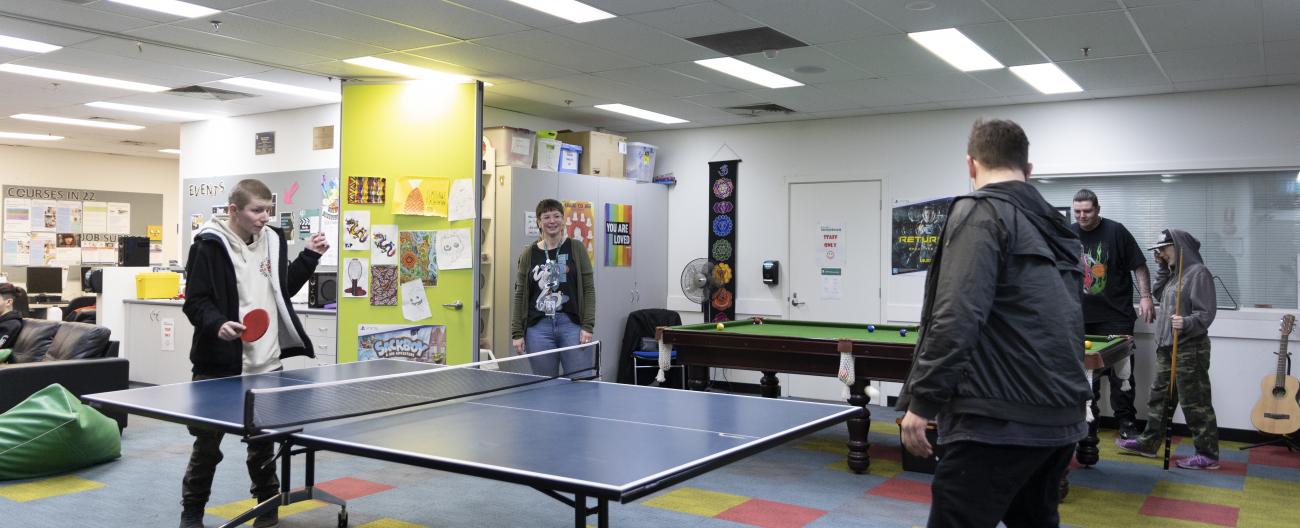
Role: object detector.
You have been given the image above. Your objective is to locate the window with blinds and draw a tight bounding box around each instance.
[1032,170,1300,310]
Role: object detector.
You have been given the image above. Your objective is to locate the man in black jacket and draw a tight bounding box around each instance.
[897,119,1091,527]
[179,179,329,528]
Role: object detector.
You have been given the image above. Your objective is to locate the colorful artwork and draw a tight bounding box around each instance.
[370,224,398,265]
[1082,246,1108,295]
[342,210,370,251]
[712,177,734,199]
[342,257,368,298]
[347,176,386,204]
[711,215,733,237]
[604,203,632,267]
[370,265,398,306]
[890,197,952,274]
[563,200,596,256]
[399,230,438,286]
[321,175,340,218]
[357,324,446,364]
[711,239,733,261]
[393,177,450,217]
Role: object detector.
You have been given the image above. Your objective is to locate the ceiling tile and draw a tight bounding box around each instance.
[13,46,222,87]
[886,71,1000,102]
[1077,85,1172,100]
[1156,44,1265,83]
[629,2,764,39]
[717,0,897,45]
[743,85,862,113]
[959,21,1048,66]
[408,42,577,80]
[1014,11,1147,62]
[736,46,874,84]
[533,74,664,102]
[680,91,765,108]
[0,0,159,33]
[168,13,389,60]
[232,0,454,51]
[966,69,1040,96]
[0,16,99,47]
[817,77,931,107]
[1130,0,1261,52]
[982,0,1122,21]
[546,18,718,65]
[848,0,1002,32]
[587,0,708,16]
[72,36,270,78]
[1173,76,1269,93]
[314,0,527,39]
[591,66,732,97]
[474,30,645,72]
[1263,0,1300,42]
[821,34,955,77]
[125,25,335,66]
[487,81,600,107]
[1265,40,1300,75]
[1058,55,1169,90]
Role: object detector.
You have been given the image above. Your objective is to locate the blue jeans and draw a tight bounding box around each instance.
[524,314,593,377]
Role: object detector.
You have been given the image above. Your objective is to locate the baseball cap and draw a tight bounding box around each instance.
[1146,230,1174,251]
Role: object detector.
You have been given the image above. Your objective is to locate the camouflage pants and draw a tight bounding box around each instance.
[1136,337,1219,459]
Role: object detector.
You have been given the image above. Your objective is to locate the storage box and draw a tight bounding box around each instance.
[557,130,625,177]
[534,138,561,171]
[897,418,943,474]
[483,126,535,168]
[558,143,582,174]
[536,129,558,140]
[136,271,181,300]
[624,141,657,182]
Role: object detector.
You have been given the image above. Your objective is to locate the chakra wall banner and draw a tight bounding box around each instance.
[890,196,953,274]
[707,160,739,322]
[604,203,632,267]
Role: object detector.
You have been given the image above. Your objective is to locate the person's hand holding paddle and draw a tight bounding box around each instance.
[240,309,270,342]
[217,321,246,341]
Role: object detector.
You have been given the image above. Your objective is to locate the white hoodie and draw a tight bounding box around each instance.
[198,218,283,373]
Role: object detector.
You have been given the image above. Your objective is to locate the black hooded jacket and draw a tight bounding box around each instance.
[896,180,1092,426]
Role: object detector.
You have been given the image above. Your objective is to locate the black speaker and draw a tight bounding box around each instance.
[118,236,150,266]
[308,271,337,308]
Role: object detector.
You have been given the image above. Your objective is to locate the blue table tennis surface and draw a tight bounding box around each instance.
[84,360,859,501]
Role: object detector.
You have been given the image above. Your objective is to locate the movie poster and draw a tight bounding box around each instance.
[356,324,447,364]
[891,197,953,275]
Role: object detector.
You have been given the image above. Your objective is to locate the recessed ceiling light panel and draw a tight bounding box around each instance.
[0,131,64,141]
[595,104,688,124]
[86,101,221,120]
[0,34,61,53]
[105,0,219,18]
[12,113,145,130]
[1009,63,1083,94]
[908,28,1003,72]
[505,0,614,23]
[0,64,169,92]
[217,77,341,102]
[343,57,475,83]
[694,57,804,89]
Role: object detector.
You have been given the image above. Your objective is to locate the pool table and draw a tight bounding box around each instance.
[1077,334,1135,466]
[658,319,917,473]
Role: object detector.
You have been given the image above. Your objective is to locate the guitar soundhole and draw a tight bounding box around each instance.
[1273,387,1288,398]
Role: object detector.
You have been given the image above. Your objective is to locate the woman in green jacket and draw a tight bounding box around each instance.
[511,199,596,376]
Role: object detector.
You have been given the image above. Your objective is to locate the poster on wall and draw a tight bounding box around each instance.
[82,201,107,233]
[347,176,386,205]
[818,222,845,299]
[341,257,369,298]
[435,228,471,270]
[56,233,80,265]
[604,203,632,267]
[2,233,29,265]
[393,177,449,217]
[30,232,56,266]
[56,201,81,233]
[707,160,739,322]
[342,210,370,251]
[106,202,131,234]
[356,324,447,364]
[891,197,952,275]
[255,131,275,155]
[4,198,31,232]
[399,230,438,286]
[563,200,595,257]
[448,179,474,221]
[31,200,56,232]
[370,265,398,306]
[370,224,398,265]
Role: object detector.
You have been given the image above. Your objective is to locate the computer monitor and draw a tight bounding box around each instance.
[26,266,64,296]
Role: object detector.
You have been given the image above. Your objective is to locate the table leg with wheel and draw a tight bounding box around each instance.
[846,378,871,474]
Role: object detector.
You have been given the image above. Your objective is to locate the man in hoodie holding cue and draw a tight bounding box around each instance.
[897,118,1091,527]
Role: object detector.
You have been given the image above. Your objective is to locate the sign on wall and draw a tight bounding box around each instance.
[604,203,631,267]
[891,197,953,275]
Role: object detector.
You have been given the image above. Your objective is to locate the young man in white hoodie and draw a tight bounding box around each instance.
[179,179,329,528]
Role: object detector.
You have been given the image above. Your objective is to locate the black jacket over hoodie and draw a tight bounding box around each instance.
[184,226,320,377]
[897,180,1092,426]
[0,310,22,353]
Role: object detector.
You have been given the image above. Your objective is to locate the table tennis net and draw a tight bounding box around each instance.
[243,341,600,432]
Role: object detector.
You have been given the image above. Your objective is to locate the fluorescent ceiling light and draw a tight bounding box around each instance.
[12,113,145,130]
[0,63,169,92]
[505,0,614,23]
[1009,63,1083,94]
[694,57,803,89]
[0,34,61,53]
[218,77,341,102]
[0,131,63,141]
[105,0,219,18]
[85,101,221,120]
[158,148,181,154]
[595,104,688,125]
[908,28,1003,72]
[343,57,475,83]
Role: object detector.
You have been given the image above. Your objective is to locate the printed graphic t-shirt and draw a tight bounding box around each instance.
[1071,217,1146,324]
[526,239,580,328]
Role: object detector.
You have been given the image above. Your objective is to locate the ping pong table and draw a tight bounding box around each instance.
[83,358,860,527]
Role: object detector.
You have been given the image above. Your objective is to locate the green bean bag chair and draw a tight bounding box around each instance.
[0,383,120,481]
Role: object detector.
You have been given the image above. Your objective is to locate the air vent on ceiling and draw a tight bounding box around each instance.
[723,103,797,117]
[687,27,807,57]
[118,140,153,147]
[165,85,257,101]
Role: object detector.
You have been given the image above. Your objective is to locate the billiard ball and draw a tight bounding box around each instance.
[1084,340,1092,350]
[716,323,725,330]
[867,325,876,333]
[899,328,908,337]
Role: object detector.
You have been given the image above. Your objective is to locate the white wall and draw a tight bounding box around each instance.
[0,144,179,296]
[632,84,1300,429]
[485,105,592,133]
[180,104,341,180]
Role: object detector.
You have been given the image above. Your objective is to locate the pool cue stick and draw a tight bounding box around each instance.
[1162,249,1185,470]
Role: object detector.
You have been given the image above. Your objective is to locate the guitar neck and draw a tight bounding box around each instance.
[1278,334,1291,389]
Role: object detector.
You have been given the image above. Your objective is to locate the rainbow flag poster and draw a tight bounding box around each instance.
[604,203,632,267]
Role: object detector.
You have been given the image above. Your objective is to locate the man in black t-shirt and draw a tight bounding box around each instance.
[1071,189,1154,439]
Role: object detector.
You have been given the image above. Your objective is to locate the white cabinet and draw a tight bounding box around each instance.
[288,311,337,368]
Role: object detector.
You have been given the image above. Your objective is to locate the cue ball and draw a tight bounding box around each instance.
[899,328,908,337]
[1084,340,1092,350]
[867,325,875,332]
[716,323,725,330]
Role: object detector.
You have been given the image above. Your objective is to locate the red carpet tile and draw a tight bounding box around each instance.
[313,477,395,501]
[715,498,827,528]
[866,478,932,504]
[1139,496,1238,527]
[1246,445,1300,470]
[868,443,902,462]
[1216,459,1248,477]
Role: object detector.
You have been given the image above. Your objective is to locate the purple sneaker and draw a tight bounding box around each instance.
[1114,438,1157,458]
[1175,454,1220,470]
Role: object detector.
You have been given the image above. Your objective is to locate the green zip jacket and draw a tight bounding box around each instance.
[511,239,596,339]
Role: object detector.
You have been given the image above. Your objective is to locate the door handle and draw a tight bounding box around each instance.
[442,300,464,310]
[790,293,805,307]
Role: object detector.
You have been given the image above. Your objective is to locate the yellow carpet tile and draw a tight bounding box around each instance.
[0,475,104,503]
[359,519,427,528]
[641,487,749,517]
[208,497,328,525]
[1058,487,1146,526]
[1235,477,1298,528]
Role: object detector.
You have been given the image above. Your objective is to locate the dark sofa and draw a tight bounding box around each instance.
[0,319,129,430]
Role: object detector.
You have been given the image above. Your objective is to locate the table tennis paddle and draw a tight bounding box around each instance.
[241,308,269,342]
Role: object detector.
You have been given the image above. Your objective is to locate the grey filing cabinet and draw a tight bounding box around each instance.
[488,166,668,380]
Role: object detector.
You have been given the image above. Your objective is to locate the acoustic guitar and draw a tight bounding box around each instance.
[1250,314,1300,435]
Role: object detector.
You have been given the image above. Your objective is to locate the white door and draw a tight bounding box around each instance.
[787,180,882,400]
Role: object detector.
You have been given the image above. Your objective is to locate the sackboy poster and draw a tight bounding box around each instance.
[891,197,953,275]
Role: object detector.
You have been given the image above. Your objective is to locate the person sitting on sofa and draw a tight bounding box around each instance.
[0,283,29,357]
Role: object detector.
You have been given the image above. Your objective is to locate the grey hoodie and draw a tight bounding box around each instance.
[1151,229,1216,348]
